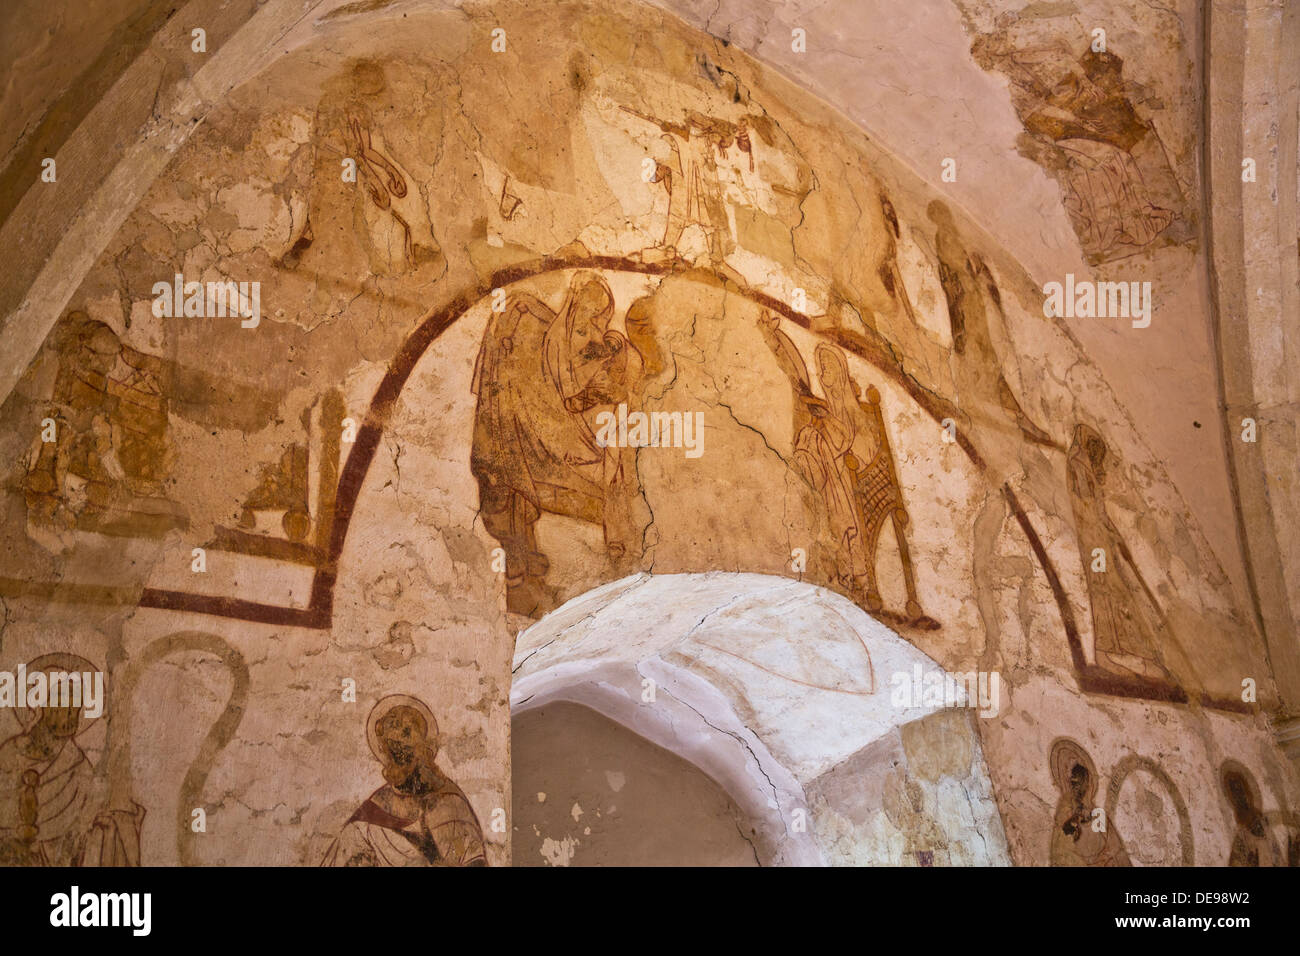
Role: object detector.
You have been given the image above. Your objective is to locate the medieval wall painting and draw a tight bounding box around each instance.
[1104,754,1195,867]
[0,630,250,867]
[470,273,648,618]
[1047,737,1195,867]
[22,316,183,546]
[465,264,960,636]
[1048,737,1132,866]
[322,695,486,866]
[0,654,142,867]
[1220,760,1300,868]
[0,0,1294,869]
[956,4,1196,265]
[1066,425,1177,686]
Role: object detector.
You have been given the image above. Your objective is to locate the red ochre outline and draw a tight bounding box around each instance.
[122,253,1244,712]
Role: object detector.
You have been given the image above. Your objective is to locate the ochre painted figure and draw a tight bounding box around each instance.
[470,272,643,617]
[1048,738,1130,867]
[1067,424,1176,685]
[1220,762,1288,867]
[0,655,144,867]
[323,695,486,867]
[762,319,936,628]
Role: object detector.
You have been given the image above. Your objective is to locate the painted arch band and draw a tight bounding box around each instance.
[133,254,1218,710]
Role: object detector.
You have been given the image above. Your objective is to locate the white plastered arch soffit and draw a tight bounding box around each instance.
[510,572,1011,866]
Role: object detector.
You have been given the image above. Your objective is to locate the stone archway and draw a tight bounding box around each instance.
[510,572,1012,866]
[511,700,764,866]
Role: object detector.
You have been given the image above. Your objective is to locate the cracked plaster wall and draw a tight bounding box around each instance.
[0,0,1295,867]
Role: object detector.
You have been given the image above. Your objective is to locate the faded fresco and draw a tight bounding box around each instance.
[0,0,1295,868]
[957,3,1196,264]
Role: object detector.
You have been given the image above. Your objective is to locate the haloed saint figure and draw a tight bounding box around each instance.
[323,695,487,866]
[0,654,144,866]
[1221,762,1288,867]
[1048,738,1130,867]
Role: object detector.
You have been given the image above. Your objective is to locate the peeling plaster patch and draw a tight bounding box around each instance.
[540,834,579,867]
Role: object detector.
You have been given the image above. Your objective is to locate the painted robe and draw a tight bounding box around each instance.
[322,775,487,867]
